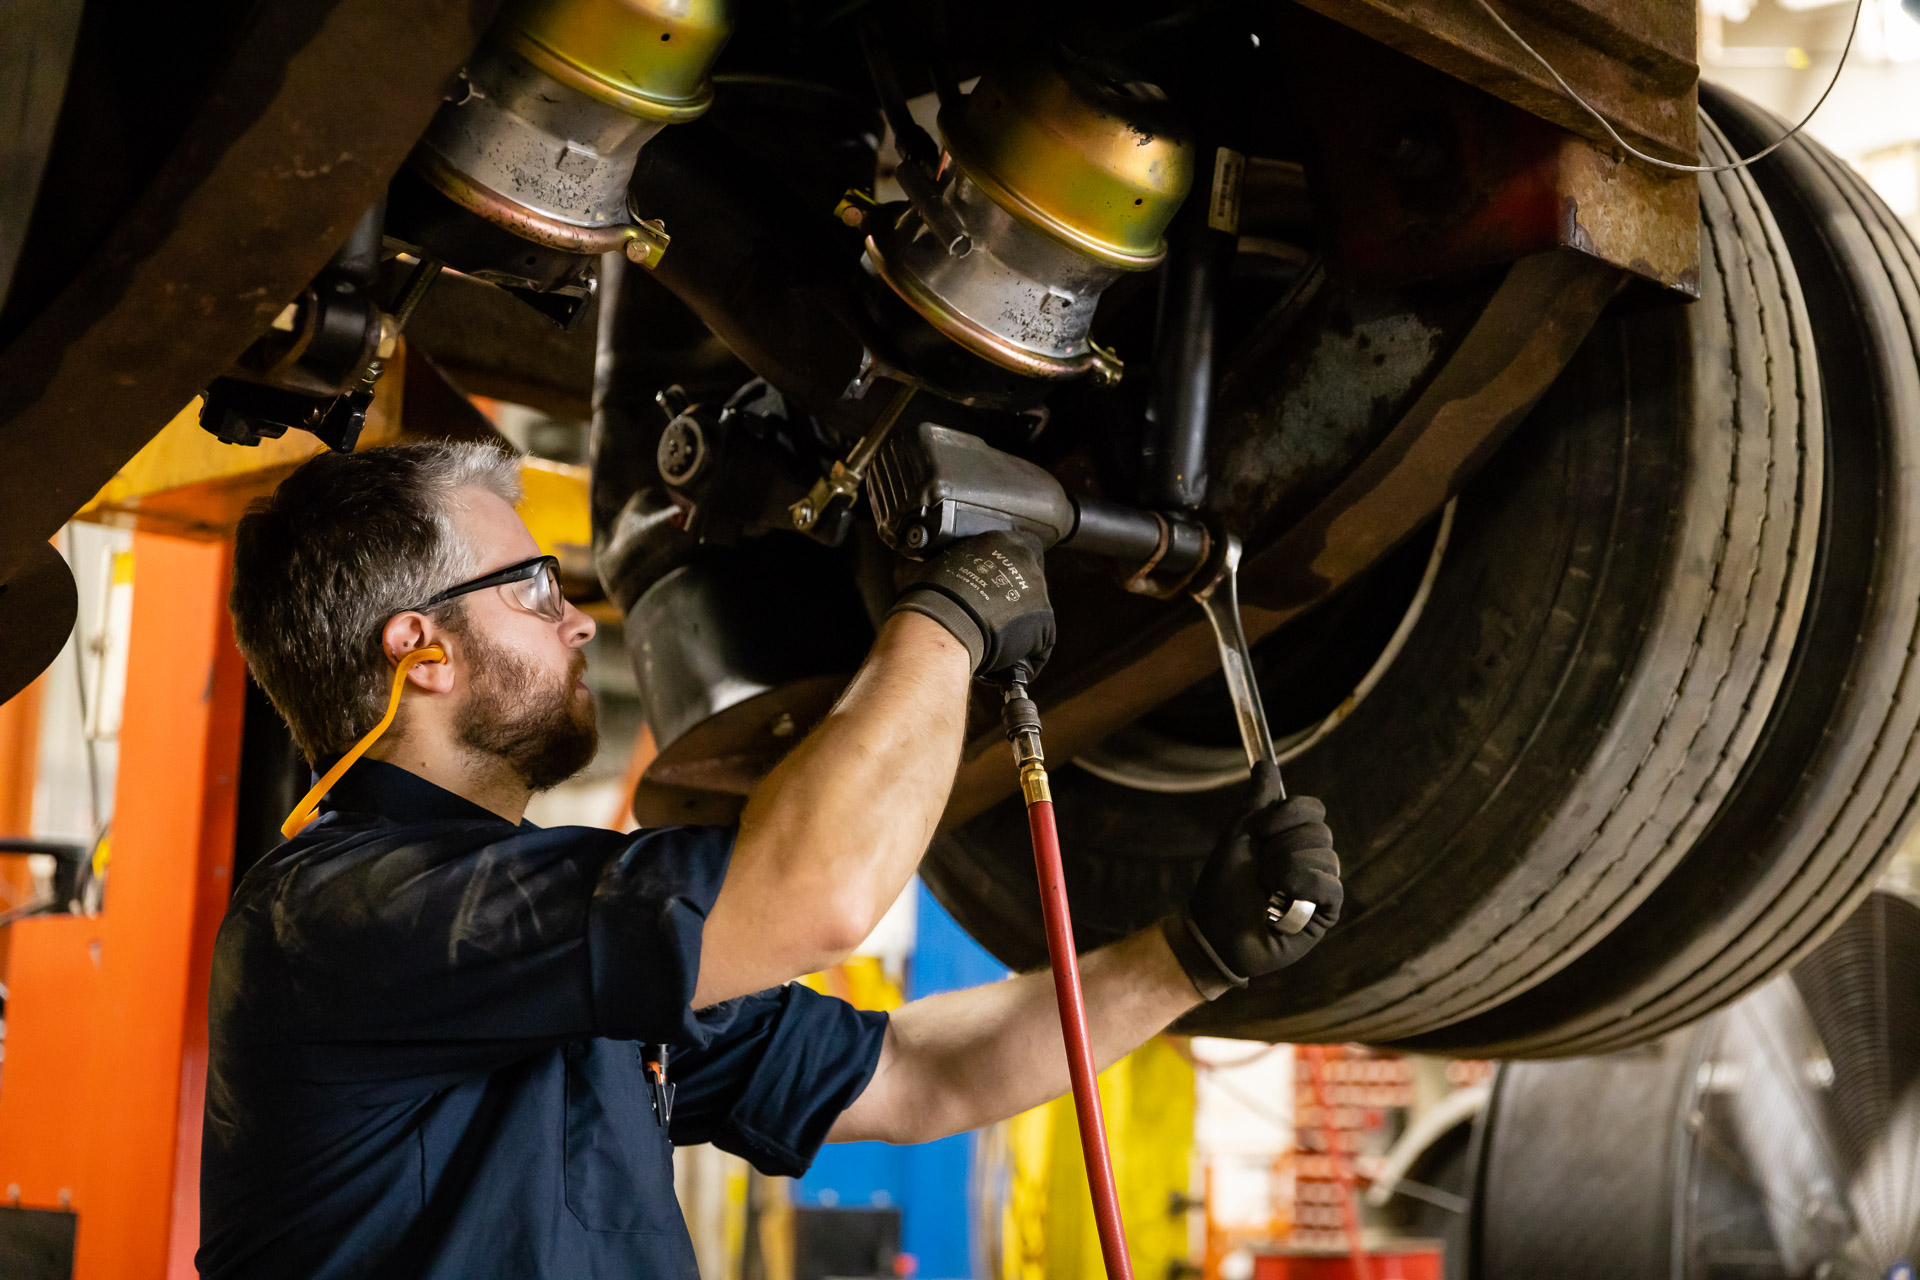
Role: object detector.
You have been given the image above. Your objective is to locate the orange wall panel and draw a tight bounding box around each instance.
[0,914,104,1204]
[0,534,244,1280]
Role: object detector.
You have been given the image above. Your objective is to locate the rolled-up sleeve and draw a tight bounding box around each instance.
[668,985,889,1177]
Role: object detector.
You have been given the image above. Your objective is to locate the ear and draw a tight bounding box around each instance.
[381,613,457,694]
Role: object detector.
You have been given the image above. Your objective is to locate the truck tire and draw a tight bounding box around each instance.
[1406,83,1920,1056]
[923,112,1827,1050]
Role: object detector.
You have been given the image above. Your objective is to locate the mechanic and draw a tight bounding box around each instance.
[197,441,1343,1279]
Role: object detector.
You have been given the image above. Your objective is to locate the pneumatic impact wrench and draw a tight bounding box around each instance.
[868,424,1323,1280]
[869,421,1318,933]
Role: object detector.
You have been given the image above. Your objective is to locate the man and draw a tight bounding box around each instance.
[201,441,1342,1278]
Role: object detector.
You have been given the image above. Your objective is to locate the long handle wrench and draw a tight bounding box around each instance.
[1191,534,1317,935]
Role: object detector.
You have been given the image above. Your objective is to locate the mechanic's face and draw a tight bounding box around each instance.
[444,487,599,791]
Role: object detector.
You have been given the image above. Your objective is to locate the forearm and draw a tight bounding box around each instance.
[693,611,972,1005]
[831,926,1203,1144]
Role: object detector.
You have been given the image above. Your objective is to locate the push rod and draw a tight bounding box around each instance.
[1146,201,1225,510]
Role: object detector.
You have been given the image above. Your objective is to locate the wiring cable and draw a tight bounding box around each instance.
[61,527,102,836]
[1471,0,1865,174]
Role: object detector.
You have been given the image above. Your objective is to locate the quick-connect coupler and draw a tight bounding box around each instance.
[1002,674,1050,806]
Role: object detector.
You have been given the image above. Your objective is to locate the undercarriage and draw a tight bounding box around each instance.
[4,0,1918,1054]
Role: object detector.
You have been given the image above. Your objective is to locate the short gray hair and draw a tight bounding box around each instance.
[231,442,523,762]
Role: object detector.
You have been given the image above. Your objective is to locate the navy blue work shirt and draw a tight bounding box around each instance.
[197,759,888,1279]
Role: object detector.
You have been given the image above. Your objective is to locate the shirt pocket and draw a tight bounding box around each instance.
[563,1040,681,1234]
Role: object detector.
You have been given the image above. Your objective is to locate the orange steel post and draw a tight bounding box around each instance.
[0,670,48,973]
[0,534,245,1280]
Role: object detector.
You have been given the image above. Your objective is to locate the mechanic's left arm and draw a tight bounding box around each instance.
[829,766,1341,1145]
[827,926,1195,1144]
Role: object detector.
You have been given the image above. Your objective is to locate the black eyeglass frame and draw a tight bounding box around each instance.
[403,554,563,619]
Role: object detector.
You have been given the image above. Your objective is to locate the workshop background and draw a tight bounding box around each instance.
[2,2,1919,1277]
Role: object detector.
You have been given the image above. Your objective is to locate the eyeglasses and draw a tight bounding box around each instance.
[404,554,567,623]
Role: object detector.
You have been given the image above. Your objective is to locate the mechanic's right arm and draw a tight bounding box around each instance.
[825,762,1343,1144]
[692,531,1054,1008]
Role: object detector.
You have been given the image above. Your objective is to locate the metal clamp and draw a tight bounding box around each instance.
[789,382,916,534]
[622,217,672,268]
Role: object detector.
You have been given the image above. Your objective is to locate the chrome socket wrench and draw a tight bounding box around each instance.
[1191,534,1317,936]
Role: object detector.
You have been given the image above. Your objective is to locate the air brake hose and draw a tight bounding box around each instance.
[1002,674,1135,1280]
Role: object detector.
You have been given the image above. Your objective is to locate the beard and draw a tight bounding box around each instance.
[448,617,599,792]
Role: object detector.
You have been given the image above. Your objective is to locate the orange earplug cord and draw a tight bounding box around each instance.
[281,646,446,838]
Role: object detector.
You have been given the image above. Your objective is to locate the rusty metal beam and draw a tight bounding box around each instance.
[403,272,599,422]
[0,0,500,586]
[1286,7,1698,292]
[1296,0,1698,166]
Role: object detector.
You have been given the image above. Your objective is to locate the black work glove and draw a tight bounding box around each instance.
[1162,762,1343,1000]
[889,530,1055,679]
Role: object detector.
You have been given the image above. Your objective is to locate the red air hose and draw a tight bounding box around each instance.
[1006,679,1134,1280]
[1026,795,1135,1279]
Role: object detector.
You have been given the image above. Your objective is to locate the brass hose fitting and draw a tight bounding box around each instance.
[1003,677,1051,805]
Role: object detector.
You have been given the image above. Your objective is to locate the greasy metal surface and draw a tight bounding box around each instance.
[1288,9,1698,292]
[627,124,872,419]
[412,44,664,235]
[939,249,1625,830]
[1301,0,1697,166]
[498,0,730,122]
[865,173,1123,381]
[0,541,76,707]
[1239,251,1627,610]
[1208,264,1495,552]
[641,674,850,797]
[0,0,501,585]
[1147,162,1234,511]
[625,540,874,756]
[940,48,1194,269]
[410,146,641,254]
[406,271,598,419]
